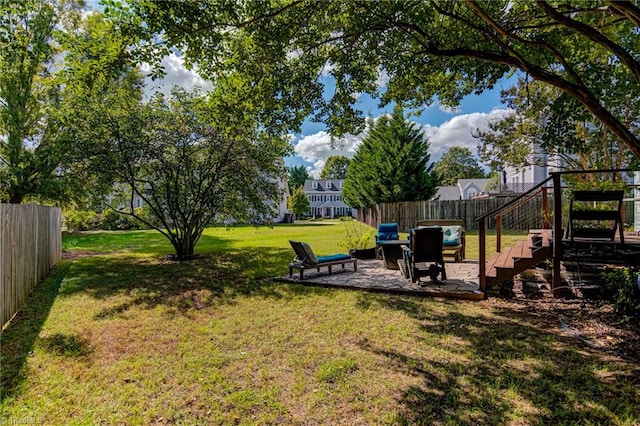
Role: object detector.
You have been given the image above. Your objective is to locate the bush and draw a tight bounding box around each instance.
[601,267,640,325]
[100,209,151,230]
[63,209,100,232]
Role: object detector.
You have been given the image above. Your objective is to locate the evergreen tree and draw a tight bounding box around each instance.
[342,107,439,209]
[287,165,310,192]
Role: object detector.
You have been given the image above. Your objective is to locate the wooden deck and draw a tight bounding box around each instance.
[562,231,640,266]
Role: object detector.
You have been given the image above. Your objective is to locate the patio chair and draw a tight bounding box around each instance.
[375,222,400,259]
[415,219,465,262]
[289,240,357,280]
[399,227,446,284]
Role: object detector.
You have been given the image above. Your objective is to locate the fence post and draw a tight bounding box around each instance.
[495,215,502,253]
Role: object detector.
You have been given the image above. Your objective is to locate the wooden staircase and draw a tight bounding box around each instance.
[485,229,553,289]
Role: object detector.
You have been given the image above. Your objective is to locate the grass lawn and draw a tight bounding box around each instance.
[2,222,639,424]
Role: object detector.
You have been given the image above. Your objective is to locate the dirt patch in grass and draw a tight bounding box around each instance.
[485,296,640,363]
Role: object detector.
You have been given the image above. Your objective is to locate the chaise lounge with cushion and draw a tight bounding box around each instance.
[289,240,358,280]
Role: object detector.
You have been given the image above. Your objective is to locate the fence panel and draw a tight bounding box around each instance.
[358,196,549,232]
[1,204,61,328]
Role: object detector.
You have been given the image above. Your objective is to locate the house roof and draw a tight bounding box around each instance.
[433,186,461,201]
[458,178,490,193]
[303,179,344,192]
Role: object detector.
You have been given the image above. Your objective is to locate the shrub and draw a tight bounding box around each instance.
[100,209,151,230]
[601,267,640,325]
[63,209,100,232]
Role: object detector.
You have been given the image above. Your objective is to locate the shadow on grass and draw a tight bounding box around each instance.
[1,241,332,404]
[358,294,640,424]
[1,264,69,404]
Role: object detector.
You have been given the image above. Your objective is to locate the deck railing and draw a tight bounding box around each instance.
[476,169,635,294]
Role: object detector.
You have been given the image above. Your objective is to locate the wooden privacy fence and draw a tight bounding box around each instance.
[358,196,638,233]
[357,196,548,232]
[1,204,62,328]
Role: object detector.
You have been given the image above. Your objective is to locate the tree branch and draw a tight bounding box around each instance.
[538,0,640,85]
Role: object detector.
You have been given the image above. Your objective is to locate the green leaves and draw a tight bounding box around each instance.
[342,107,439,209]
[115,0,640,157]
[434,147,486,186]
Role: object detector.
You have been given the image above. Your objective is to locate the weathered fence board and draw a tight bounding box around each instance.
[358,197,639,234]
[358,197,548,232]
[1,204,61,328]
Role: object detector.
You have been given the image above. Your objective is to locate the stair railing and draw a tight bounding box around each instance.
[477,176,554,292]
[477,169,633,294]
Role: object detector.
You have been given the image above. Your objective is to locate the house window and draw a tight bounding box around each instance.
[326,181,331,189]
[312,181,318,189]
[340,180,344,188]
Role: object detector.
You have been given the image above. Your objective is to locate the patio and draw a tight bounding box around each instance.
[277,259,485,300]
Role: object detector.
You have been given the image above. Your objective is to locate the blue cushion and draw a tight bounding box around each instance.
[377,232,398,241]
[378,223,399,233]
[317,254,352,263]
[442,226,461,246]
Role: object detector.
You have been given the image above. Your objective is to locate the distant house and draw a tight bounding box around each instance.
[501,143,566,193]
[107,161,291,223]
[433,179,491,201]
[303,179,353,218]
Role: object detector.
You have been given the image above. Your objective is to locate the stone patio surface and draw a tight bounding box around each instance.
[277,258,484,299]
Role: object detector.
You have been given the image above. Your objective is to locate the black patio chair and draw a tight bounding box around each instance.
[400,227,446,284]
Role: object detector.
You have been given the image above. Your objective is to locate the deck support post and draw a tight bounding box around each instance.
[552,173,563,296]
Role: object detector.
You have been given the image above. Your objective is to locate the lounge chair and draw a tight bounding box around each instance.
[399,227,446,284]
[415,219,465,262]
[289,240,357,280]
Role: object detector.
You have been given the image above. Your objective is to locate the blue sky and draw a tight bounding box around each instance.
[289,86,511,176]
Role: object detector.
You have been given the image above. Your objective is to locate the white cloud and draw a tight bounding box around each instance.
[293,108,513,176]
[421,108,512,160]
[142,53,213,98]
[375,68,390,88]
[294,131,362,178]
[438,104,461,114]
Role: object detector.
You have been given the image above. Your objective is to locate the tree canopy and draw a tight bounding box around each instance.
[114,0,640,159]
[320,156,350,180]
[476,76,638,183]
[434,147,486,186]
[342,107,439,209]
[0,0,136,204]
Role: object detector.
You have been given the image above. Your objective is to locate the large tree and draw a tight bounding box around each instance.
[0,1,133,204]
[103,88,290,259]
[320,155,350,180]
[114,1,640,158]
[434,147,486,186]
[476,77,638,183]
[342,107,439,209]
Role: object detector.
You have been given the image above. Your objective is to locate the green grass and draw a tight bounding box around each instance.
[2,222,638,424]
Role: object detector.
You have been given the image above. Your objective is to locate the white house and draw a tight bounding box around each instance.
[303,179,353,218]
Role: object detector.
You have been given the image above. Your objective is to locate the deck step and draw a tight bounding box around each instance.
[484,231,554,288]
